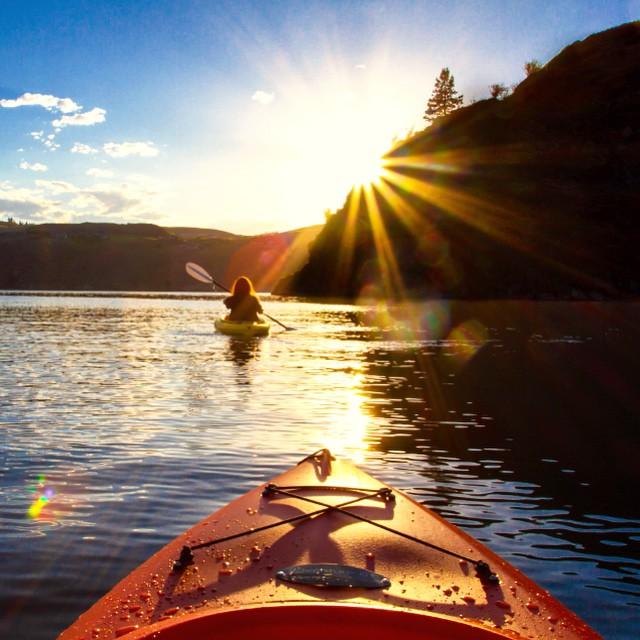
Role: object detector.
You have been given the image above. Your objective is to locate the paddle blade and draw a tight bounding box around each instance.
[185,262,213,284]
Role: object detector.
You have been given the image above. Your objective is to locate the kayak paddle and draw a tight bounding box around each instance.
[185,262,294,331]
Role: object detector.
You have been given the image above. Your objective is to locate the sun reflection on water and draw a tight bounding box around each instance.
[294,370,371,464]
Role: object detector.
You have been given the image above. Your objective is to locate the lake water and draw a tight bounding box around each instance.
[1,293,639,639]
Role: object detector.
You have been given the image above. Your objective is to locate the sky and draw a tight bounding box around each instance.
[1,1,638,235]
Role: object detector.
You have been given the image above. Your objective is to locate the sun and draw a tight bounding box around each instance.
[350,154,386,188]
[198,53,425,231]
[323,132,391,198]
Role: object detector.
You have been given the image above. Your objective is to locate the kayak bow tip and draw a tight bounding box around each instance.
[173,545,195,572]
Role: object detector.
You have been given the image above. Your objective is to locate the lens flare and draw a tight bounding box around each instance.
[224,226,320,292]
[447,319,489,366]
[417,301,451,339]
[358,301,451,343]
[27,476,56,519]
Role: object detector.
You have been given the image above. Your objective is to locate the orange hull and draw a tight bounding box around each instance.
[59,450,600,640]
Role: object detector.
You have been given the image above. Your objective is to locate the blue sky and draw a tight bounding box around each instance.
[1,1,638,234]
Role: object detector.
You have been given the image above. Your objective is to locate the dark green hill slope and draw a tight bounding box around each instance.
[0,222,321,292]
[278,22,640,300]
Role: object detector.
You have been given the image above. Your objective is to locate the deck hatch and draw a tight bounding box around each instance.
[275,563,391,589]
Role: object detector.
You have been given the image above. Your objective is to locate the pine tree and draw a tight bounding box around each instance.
[423,68,464,123]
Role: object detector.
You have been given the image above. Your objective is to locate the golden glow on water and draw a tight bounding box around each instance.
[322,373,369,463]
[274,363,371,463]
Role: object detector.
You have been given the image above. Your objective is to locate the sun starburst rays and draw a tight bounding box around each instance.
[336,186,362,288]
[361,183,406,299]
[378,157,613,293]
[332,138,618,302]
[330,143,535,302]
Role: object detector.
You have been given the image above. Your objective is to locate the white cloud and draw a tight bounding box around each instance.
[68,193,100,210]
[0,178,164,224]
[86,168,114,178]
[30,129,60,151]
[19,161,48,172]
[0,197,45,217]
[355,64,367,70]
[53,107,106,128]
[0,92,81,113]
[252,90,275,105]
[35,179,78,194]
[71,142,99,154]
[0,183,50,218]
[103,141,159,158]
[86,189,139,214]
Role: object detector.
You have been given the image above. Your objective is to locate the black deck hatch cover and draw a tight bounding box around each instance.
[275,563,391,589]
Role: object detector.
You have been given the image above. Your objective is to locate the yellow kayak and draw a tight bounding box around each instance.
[214,317,270,337]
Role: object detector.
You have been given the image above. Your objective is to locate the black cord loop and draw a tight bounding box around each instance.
[173,482,498,583]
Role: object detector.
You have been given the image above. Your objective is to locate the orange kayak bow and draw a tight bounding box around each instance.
[59,449,600,640]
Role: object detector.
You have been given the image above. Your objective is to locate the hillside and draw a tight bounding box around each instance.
[165,227,246,241]
[0,222,321,292]
[278,22,640,300]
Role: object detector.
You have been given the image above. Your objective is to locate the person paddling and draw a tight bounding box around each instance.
[224,276,263,322]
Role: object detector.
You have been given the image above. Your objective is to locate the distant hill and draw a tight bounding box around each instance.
[165,226,248,241]
[0,222,321,292]
[278,22,640,300]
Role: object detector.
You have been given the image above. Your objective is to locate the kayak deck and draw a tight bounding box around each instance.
[59,449,600,640]
[214,316,270,336]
